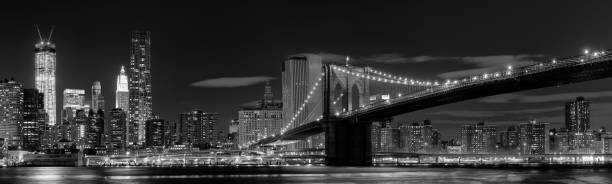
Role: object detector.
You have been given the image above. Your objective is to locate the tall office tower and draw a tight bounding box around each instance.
[237,83,283,148]
[500,126,519,153]
[282,54,324,150]
[459,122,497,154]
[115,66,129,111]
[565,96,590,133]
[518,120,549,154]
[22,89,47,151]
[62,89,86,122]
[87,109,104,147]
[179,110,218,148]
[128,30,153,145]
[34,30,57,126]
[91,81,105,112]
[0,79,24,147]
[108,108,127,152]
[145,118,165,147]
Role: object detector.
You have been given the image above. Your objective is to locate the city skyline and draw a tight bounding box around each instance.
[1,1,612,140]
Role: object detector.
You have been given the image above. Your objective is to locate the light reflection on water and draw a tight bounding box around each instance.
[0,166,611,184]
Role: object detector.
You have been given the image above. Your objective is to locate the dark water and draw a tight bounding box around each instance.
[1,166,611,184]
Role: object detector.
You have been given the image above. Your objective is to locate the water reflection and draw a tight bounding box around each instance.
[0,166,611,184]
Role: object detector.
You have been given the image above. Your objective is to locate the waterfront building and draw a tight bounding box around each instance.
[0,79,24,147]
[22,89,47,151]
[34,31,57,126]
[237,82,283,148]
[518,120,549,154]
[163,121,180,146]
[500,126,519,153]
[145,118,165,147]
[108,108,127,151]
[565,96,590,133]
[179,110,218,148]
[128,30,153,145]
[459,122,497,154]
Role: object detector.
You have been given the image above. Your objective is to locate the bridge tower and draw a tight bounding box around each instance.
[323,64,378,166]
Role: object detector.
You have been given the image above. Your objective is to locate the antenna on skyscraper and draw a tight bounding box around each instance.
[35,24,43,43]
[47,25,55,43]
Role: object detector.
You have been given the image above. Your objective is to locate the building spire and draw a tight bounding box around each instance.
[263,80,273,106]
[47,25,55,43]
[35,25,43,43]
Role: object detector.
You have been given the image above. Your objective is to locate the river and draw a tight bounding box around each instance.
[1,166,611,183]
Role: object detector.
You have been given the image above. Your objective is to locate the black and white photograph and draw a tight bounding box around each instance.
[1,1,612,183]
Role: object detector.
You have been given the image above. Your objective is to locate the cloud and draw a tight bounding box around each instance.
[437,54,544,78]
[481,91,612,103]
[361,53,412,63]
[191,76,275,88]
[319,53,347,63]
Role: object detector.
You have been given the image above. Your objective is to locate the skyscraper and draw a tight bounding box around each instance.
[22,88,47,151]
[0,79,24,147]
[282,54,324,150]
[115,66,129,112]
[34,28,57,126]
[91,81,105,112]
[128,30,153,145]
[565,96,590,133]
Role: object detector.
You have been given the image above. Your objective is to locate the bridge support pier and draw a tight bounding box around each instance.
[325,118,372,166]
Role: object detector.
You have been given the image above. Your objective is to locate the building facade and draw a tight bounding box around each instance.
[282,54,324,150]
[22,89,47,151]
[62,89,86,122]
[0,79,24,147]
[34,37,57,126]
[518,120,549,154]
[565,96,590,133]
[237,82,283,148]
[128,30,153,145]
[179,110,218,148]
[91,81,105,112]
[145,118,165,147]
[108,108,127,152]
[460,122,497,154]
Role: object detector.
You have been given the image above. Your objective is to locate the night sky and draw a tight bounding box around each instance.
[1,1,612,139]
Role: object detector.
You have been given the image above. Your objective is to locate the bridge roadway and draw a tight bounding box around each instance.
[259,51,612,166]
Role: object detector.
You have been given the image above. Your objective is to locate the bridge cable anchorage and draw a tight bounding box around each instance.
[246,72,325,148]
